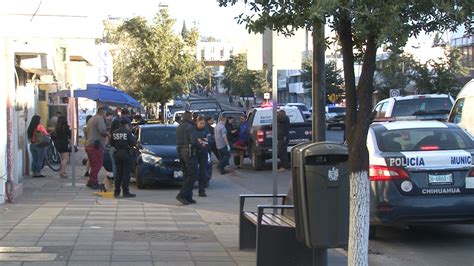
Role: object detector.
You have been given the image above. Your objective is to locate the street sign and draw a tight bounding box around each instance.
[264,93,270,100]
[390,89,400,97]
[329,93,336,103]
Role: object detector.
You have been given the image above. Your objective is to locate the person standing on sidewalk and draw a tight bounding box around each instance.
[215,116,231,175]
[193,116,210,197]
[85,107,108,189]
[82,115,93,177]
[277,109,290,170]
[206,116,219,160]
[54,116,71,178]
[110,119,136,198]
[27,115,49,178]
[232,115,249,168]
[176,111,198,205]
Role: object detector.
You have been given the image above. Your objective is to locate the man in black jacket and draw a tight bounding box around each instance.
[277,109,290,170]
[176,111,197,205]
[111,119,136,198]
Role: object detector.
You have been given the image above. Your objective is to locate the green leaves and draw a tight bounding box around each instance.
[111,9,201,104]
[223,53,268,96]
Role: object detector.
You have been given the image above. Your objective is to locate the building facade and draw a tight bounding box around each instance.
[0,10,101,203]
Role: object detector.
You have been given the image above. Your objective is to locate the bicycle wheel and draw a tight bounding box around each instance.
[46,145,61,172]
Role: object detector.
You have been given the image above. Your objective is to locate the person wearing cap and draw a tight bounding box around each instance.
[175,111,198,205]
[110,118,136,198]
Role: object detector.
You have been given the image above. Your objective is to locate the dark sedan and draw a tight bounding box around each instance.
[134,124,183,188]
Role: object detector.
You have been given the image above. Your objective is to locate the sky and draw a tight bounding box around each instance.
[0,0,249,43]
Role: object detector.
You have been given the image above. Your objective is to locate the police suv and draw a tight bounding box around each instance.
[368,120,474,237]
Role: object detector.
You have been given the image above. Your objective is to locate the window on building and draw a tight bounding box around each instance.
[201,49,205,60]
[38,89,46,101]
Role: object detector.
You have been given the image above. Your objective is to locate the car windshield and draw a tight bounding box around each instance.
[392,98,452,116]
[375,128,473,152]
[328,107,346,114]
[291,105,308,112]
[188,102,220,111]
[194,110,220,120]
[140,127,177,146]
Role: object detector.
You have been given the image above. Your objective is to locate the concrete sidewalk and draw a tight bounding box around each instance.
[0,150,347,265]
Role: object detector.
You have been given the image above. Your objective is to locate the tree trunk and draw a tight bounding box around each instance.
[312,20,326,142]
[336,7,379,265]
[336,10,356,142]
[160,101,167,124]
[348,170,370,266]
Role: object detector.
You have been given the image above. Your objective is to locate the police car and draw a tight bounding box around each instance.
[368,120,474,237]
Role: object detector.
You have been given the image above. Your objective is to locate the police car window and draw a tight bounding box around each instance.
[376,128,473,152]
[140,128,177,145]
[448,98,464,124]
[379,103,388,117]
[328,107,346,114]
[373,103,382,117]
[392,98,452,116]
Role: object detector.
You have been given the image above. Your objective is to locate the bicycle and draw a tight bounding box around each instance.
[42,140,61,172]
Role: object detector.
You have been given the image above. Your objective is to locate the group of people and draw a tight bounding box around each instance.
[175,112,250,205]
[27,107,138,199]
[175,112,213,205]
[27,112,71,178]
[83,107,136,198]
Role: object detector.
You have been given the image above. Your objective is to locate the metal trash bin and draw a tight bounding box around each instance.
[291,141,349,248]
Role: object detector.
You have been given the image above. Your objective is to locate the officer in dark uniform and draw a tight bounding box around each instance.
[176,111,197,205]
[111,118,136,198]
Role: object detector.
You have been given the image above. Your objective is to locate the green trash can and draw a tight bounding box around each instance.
[291,141,349,249]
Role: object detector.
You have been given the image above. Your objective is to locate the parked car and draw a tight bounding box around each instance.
[133,124,184,188]
[192,108,220,122]
[246,106,312,170]
[218,110,246,126]
[285,103,311,119]
[325,105,346,130]
[172,111,185,124]
[448,79,474,136]
[185,98,222,112]
[373,94,454,121]
[368,120,474,238]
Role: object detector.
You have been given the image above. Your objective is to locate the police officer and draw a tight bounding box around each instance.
[277,109,290,170]
[176,111,198,205]
[111,118,136,198]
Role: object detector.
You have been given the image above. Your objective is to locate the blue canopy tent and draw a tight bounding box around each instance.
[52,83,142,109]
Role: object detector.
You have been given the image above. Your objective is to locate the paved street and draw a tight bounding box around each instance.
[0,147,347,266]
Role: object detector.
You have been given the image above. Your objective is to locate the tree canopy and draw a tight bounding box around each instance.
[301,60,344,103]
[111,9,202,105]
[218,0,473,264]
[375,47,466,98]
[223,53,268,96]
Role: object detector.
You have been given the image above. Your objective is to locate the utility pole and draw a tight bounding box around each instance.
[311,18,327,265]
[312,21,326,142]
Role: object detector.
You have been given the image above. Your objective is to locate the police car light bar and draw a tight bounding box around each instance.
[369,165,410,181]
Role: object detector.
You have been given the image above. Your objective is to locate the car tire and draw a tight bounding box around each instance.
[135,169,145,189]
[369,225,377,239]
[251,145,264,171]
